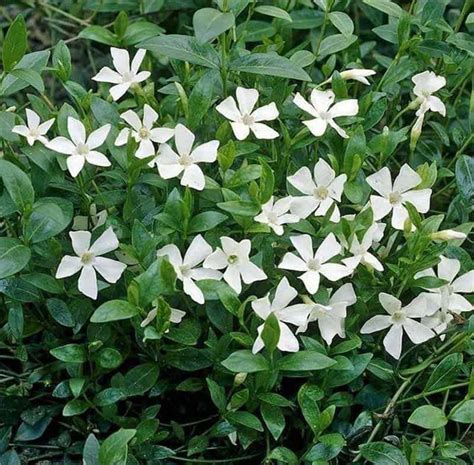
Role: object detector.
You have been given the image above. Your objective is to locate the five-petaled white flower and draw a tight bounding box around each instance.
[322,68,376,86]
[216,87,279,140]
[254,196,299,235]
[287,158,346,222]
[293,89,358,138]
[342,224,384,272]
[412,71,446,117]
[55,227,126,300]
[361,293,434,359]
[92,48,151,101]
[156,124,219,191]
[12,109,54,146]
[115,104,174,162]
[366,164,431,230]
[47,117,111,178]
[203,237,267,294]
[297,283,357,345]
[415,256,474,316]
[156,235,222,304]
[279,234,351,294]
[252,277,310,353]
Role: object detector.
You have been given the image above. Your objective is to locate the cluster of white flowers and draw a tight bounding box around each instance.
[13,48,471,360]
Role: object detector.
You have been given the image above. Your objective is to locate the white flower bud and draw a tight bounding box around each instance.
[430,230,467,241]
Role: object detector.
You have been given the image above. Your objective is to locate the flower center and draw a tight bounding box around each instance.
[29,128,40,137]
[307,258,321,271]
[179,154,193,167]
[122,71,134,82]
[313,186,329,200]
[310,305,326,319]
[227,254,239,265]
[391,311,405,323]
[180,265,192,278]
[138,127,150,139]
[241,113,254,126]
[388,191,401,205]
[319,111,330,120]
[77,143,89,156]
[266,212,278,224]
[80,251,95,265]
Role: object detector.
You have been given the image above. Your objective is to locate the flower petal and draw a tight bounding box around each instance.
[314,233,341,263]
[216,96,241,122]
[402,189,431,213]
[293,92,318,117]
[224,265,242,294]
[383,324,403,359]
[183,277,205,304]
[360,315,392,333]
[47,136,76,155]
[366,167,392,197]
[94,257,126,283]
[78,265,98,299]
[85,151,111,167]
[452,270,474,293]
[157,244,183,268]
[109,83,130,101]
[143,104,158,128]
[236,87,259,115]
[184,234,212,267]
[181,164,205,191]
[329,99,358,118]
[191,140,219,163]
[314,158,335,188]
[319,263,351,281]
[174,123,195,156]
[379,293,401,315]
[252,296,272,320]
[92,66,122,84]
[252,102,279,122]
[310,89,335,113]
[203,249,228,270]
[277,322,300,352]
[67,117,86,145]
[304,118,328,136]
[90,227,119,256]
[87,124,111,149]
[230,122,251,140]
[239,261,267,284]
[370,195,392,221]
[131,49,146,74]
[135,139,155,159]
[393,164,421,193]
[287,167,316,195]
[438,256,460,283]
[111,47,130,75]
[403,318,434,344]
[299,270,320,294]
[250,123,279,139]
[290,234,314,262]
[272,277,297,311]
[279,252,308,272]
[67,155,85,178]
[56,256,82,279]
[149,127,174,143]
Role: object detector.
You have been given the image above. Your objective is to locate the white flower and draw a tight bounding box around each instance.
[12,109,54,146]
[287,158,346,222]
[92,48,151,101]
[293,89,358,138]
[342,224,384,272]
[297,283,357,345]
[252,277,310,353]
[415,256,474,316]
[322,69,376,86]
[361,293,434,359]
[72,204,107,231]
[430,229,467,242]
[47,117,111,178]
[55,227,126,300]
[216,87,279,140]
[141,303,186,329]
[366,164,431,230]
[412,71,446,117]
[114,104,174,163]
[254,196,299,235]
[156,235,222,304]
[279,234,351,294]
[156,124,219,191]
[203,237,267,294]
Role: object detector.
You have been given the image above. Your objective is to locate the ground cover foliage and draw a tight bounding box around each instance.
[0,0,473,464]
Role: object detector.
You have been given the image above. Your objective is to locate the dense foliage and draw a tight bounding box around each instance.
[0,1,473,464]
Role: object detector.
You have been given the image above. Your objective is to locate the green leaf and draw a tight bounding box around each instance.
[259,159,275,204]
[63,399,89,417]
[261,403,285,440]
[217,200,260,217]
[455,155,474,203]
[0,238,30,279]
[227,411,264,431]
[449,400,474,424]
[408,405,448,429]
[328,12,354,37]
[90,300,139,323]
[0,160,34,212]
[255,6,292,22]
[46,298,75,327]
[99,429,136,465]
[424,353,463,393]
[79,25,118,46]
[2,15,27,72]
[24,198,73,244]
[123,363,159,396]
[230,53,311,81]
[360,442,409,465]
[9,69,44,93]
[290,50,316,68]
[188,69,220,129]
[267,447,298,465]
[221,350,270,373]
[363,0,404,18]
[83,434,100,465]
[206,378,226,412]
[261,313,280,353]
[50,344,87,363]
[52,40,72,81]
[277,351,336,371]
[305,433,346,461]
[0,51,50,96]
[188,211,227,233]
[193,8,235,44]
[318,34,358,58]
[139,34,220,69]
